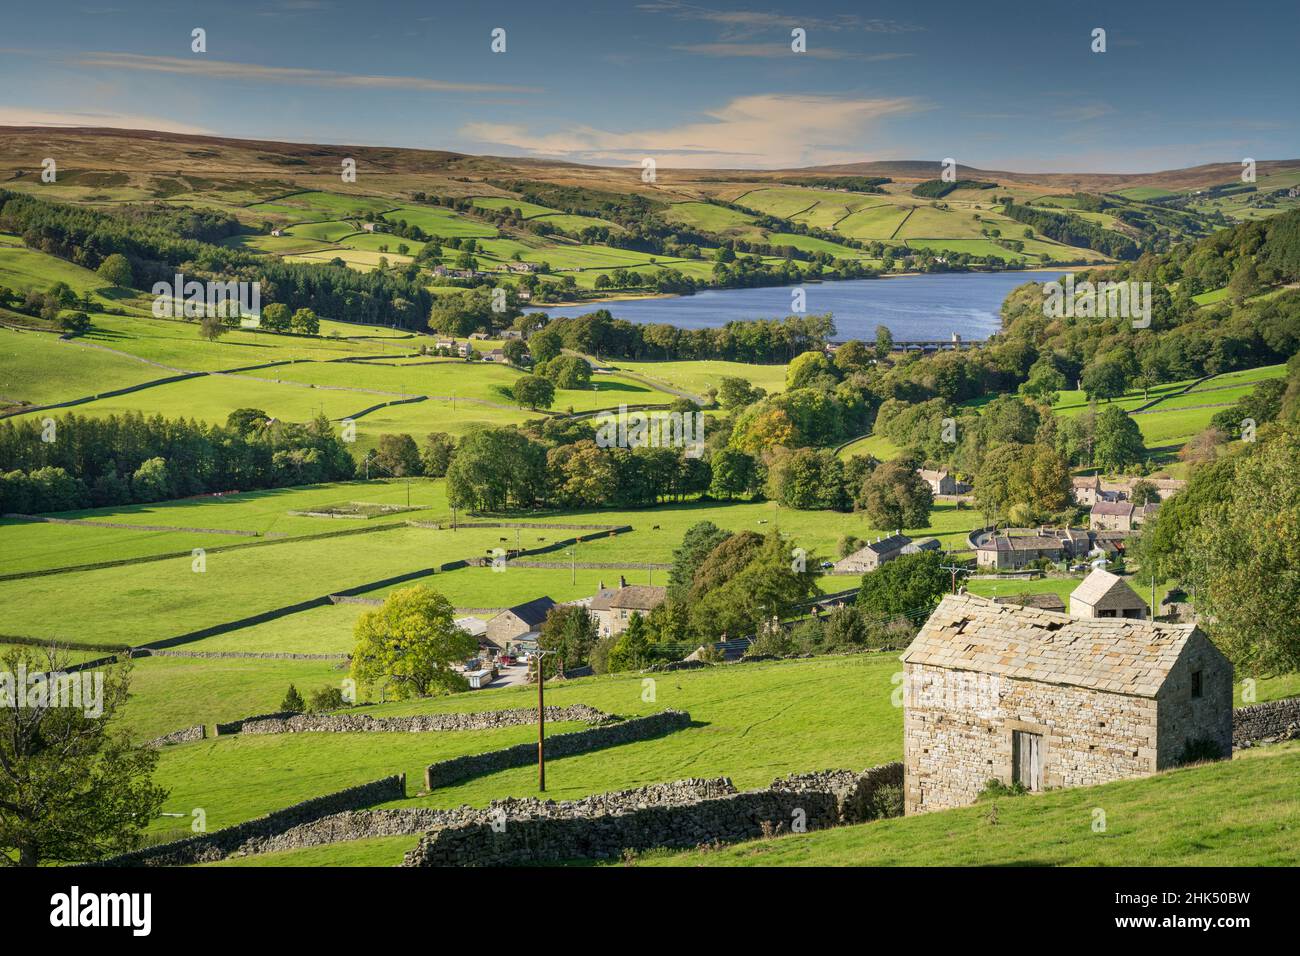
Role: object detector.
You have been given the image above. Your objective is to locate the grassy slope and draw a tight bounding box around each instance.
[637,741,1300,867]
[149,653,901,837]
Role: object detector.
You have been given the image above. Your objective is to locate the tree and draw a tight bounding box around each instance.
[227,407,271,435]
[445,427,548,511]
[708,447,757,500]
[96,253,133,288]
[529,326,564,364]
[421,432,456,478]
[717,376,764,410]
[290,307,319,335]
[513,374,555,410]
[502,338,529,367]
[875,324,894,359]
[857,457,932,529]
[543,355,592,389]
[547,440,617,507]
[1129,479,1160,506]
[373,433,422,477]
[537,604,598,676]
[59,311,90,334]
[280,685,305,712]
[786,351,837,391]
[856,550,950,618]
[351,586,478,699]
[1081,359,1128,402]
[0,646,167,866]
[199,314,226,341]
[668,521,733,599]
[261,302,291,332]
[1185,428,1300,673]
[608,613,650,671]
[688,533,820,642]
[1093,406,1146,471]
[833,339,872,374]
[131,456,171,502]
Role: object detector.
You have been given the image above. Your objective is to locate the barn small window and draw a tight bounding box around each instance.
[1191,670,1204,699]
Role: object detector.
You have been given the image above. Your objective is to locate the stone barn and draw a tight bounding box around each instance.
[1069,569,1148,620]
[901,594,1232,815]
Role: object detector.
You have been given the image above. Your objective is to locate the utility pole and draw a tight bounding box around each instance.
[535,649,550,792]
[940,563,966,594]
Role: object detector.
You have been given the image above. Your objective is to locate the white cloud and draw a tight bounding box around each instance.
[460,93,924,168]
[0,106,213,135]
[72,52,540,95]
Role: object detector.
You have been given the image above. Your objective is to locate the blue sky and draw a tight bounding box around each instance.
[1,0,1296,172]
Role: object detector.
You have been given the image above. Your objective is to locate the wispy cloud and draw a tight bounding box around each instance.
[71,52,540,95]
[638,2,922,39]
[461,92,925,168]
[0,105,213,134]
[673,43,911,61]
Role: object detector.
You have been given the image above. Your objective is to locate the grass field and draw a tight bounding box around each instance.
[148,653,902,839]
[636,741,1300,867]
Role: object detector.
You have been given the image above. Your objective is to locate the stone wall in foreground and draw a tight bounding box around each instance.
[93,775,407,867]
[402,763,903,867]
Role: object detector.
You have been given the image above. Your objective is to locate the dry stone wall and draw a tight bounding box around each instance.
[1234,698,1300,747]
[401,765,902,867]
[240,705,612,736]
[94,774,406,867]
[146,724,206,748]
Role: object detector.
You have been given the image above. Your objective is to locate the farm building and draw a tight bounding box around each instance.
[1069,569,1149,620]
[974,528,1090,570]
[589,584,667,638]
[485,596,557,650]
[901,594,1233,814]
[1090,500,1136,532]
[917,469,971,496]
[834,534,913,572]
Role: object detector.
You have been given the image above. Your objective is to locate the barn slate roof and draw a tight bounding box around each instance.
[502,596,557,627]
[902,593,1194,698]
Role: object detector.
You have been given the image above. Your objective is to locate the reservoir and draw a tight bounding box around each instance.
[531,270,1065,341]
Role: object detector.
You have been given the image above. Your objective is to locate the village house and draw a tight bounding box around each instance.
[834,533,912,573]
[589,582,667,638]
[1069,568,1149,620]
[361,222,387,233]
[901,594,1232,814]
[974,527,1091,570]
[484,596,557,651]
[483,348,507,362]
[1090,499,1136,532]
[1071,475,1187,507]
[917,469,971,496]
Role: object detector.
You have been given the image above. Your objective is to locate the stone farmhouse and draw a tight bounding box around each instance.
[918,469,972,496]
[1071,475,1187,507]
[1069,569,1149,620]
[834,533,913,573]
[589,584,667,638]
[1089,499,1136,532]
[485,596,557,651]
[974,527,1091,570]
[901,594,1233,814]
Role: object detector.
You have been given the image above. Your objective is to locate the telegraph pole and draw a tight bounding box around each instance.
[940,562,966,594]
[535,649,550,792]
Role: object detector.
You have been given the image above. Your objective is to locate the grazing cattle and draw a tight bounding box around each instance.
[652,525,660,530]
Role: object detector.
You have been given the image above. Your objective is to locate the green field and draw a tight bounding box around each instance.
[637,741,1300,867]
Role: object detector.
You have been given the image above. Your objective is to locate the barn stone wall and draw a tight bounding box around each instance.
[1156,630,1234,765]
[903,662,1158,814]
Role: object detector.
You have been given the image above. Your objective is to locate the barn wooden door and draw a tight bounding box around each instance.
[1013,731,1043,791]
